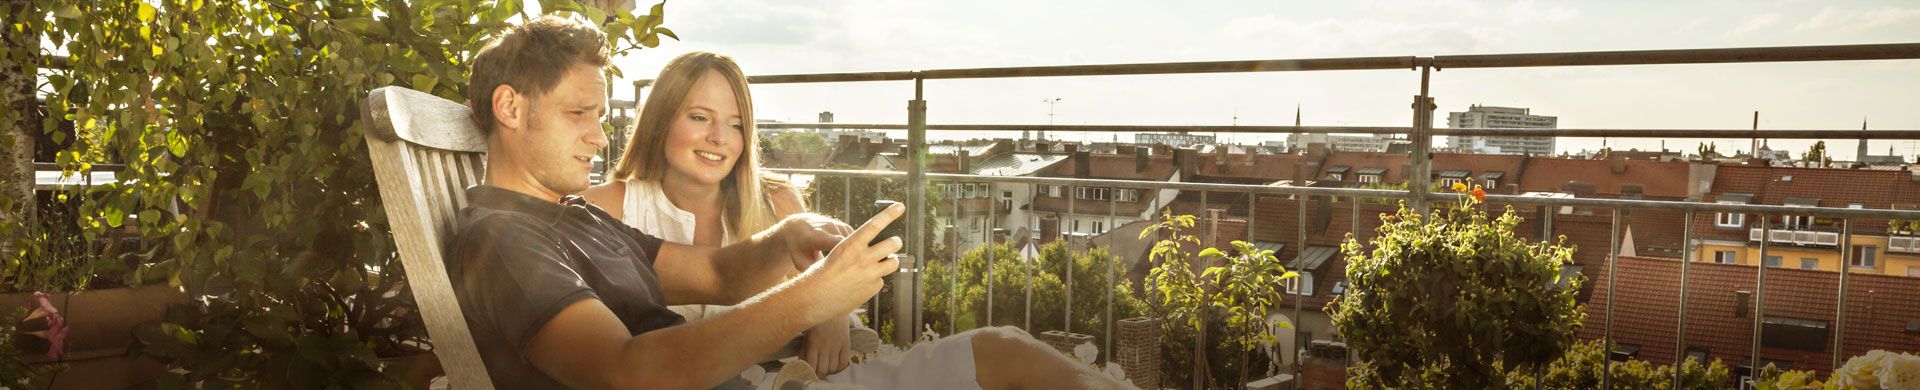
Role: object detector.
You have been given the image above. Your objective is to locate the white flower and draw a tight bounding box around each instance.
[1073,342,1099,364]
[1103,362,1128,380]
[1876,352,1920,390]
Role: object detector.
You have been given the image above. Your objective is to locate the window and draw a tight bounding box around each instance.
[1850,246,1877,268]
[1071,220,1080,233]
[1116,189,1139,202]
[1716,208,1745,228]
[1764,256,1782,268]
[1286,273,1315,296]
[1075,187,1110,201]
[1685,348,1710,365]
[1800,258,1819,270]
[1715,251,1738,264]
[1358,174,1382,184]
[1438,178,1463,188]
[1761,316,1829,351]
[1328,173,1344,182]
[1484,179,1497,189]
[1046,185,1062,197]
[1092,221,1105,234]
[1782,215,1813,230]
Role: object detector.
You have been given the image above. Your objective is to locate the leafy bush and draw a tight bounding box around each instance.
[1329,187,1585,389]
[1139,211,1297,388]
[5,0,671,386]
[1503,340,1731,390]
[920,241,1146,345]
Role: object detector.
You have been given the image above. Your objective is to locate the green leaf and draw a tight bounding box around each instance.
[411,74,439,93]
[137,3,156,24]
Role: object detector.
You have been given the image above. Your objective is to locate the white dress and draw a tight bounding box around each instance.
[620,179,732,320]
[621,179,982,389]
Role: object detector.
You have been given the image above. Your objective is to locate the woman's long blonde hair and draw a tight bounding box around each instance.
[610,51,780,242]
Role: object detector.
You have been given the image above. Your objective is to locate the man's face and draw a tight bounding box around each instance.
[502,63,609,198]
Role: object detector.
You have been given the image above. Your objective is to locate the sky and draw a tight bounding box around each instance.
[604,0,1920,160]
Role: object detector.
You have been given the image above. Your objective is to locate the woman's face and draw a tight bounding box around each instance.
[662,69,746,188]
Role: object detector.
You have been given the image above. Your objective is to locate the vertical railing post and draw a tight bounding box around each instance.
[1066,181,1076,334]
[1105,186,1117,362]
[987,181,996,327]
[908,76,928,340]
[1408,65,1436,214]
[1026,183,1034,331]
[1674,209,1694,389]
[1833,219,1851,370]
[949,179,960,335]
[1751,215,1771,384]
[1293,195,1307,386]
[1602,208,1623,389]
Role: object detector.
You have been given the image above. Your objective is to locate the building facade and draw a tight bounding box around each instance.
[1446,105,1559,156]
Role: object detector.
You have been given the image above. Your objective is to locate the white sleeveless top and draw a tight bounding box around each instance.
[621,179,732,320]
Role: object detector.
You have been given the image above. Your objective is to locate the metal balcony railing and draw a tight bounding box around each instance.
[634,43,1920,389]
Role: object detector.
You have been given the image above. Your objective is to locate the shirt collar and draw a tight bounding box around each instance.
[466,185,589,223]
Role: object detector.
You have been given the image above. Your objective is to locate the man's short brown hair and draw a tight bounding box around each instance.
[467,15,610,136]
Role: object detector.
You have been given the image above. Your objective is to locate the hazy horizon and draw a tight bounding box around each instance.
[597,0,1920,160]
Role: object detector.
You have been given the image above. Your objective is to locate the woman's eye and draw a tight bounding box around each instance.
[690,114,709,122]
[730,123,745,131]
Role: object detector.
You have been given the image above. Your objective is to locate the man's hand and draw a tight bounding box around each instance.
[790,203,904,325]
[756,213,856,271]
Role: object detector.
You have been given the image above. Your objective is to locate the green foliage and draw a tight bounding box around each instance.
[920,241,1146,345]
[1138,210,1300,388]
[5,0,672,387]
[767,130,828,158]
[808,172,952,337]
[1329,193,1585,389]
[1802,140,1828,165]
[1697,142,1719,159]
[1754,366,1824,390]
[1502,340,1732,390]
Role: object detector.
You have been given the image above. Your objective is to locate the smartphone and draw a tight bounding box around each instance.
[870,200,905,246]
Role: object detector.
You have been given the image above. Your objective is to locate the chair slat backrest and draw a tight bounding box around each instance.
[362,86,494,389]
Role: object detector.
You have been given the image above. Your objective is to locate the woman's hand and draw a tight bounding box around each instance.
[802,314,854,376]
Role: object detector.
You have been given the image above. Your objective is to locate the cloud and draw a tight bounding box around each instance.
[1504,0,1580,24]
[1219,16,1503,57]
[1795,6,1920,32]
[1725,13,1783,36]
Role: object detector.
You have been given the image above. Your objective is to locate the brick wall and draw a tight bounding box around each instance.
[1115,317,1161,389]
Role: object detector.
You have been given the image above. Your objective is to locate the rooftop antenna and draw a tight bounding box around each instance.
[1042,98,1062,141]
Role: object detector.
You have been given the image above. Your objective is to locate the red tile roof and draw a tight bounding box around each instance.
[1582,255,1920,376]
[1517,158,1694,199]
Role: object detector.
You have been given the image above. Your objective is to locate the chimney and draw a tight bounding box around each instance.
[1117,145,1137,155]
[1064,143,1079,155]
[838,134,858,146]
[1245,146,1258,167]
[1074,150,1091,178]
[818,111,835,123]
[1611,159,1627,175]
[1151,144,1173,156]
[958,150,972,173]
[1035,140,1052,153]
[1308,142,1329,158]
[1040,215,1060,244]
[1214,146,1229,172]
[1174,148,1198,178]
[1135,147,1149,173]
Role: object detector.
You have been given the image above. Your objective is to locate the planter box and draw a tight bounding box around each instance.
[2,284,188,389]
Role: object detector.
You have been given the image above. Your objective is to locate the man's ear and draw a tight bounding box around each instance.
[491,84,524,134]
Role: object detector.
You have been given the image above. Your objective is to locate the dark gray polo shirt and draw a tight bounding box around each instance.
[446,185,685,388]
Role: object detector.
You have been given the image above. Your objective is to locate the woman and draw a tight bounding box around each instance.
[579,51,858,376]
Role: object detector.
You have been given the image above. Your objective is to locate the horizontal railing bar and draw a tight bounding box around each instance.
[645,56,1423,86]
[33,162,128,171]
[636,43,1920,88]
[772,168,1920,220]
[1433,43,1920,69]
[757,123,1411,135]
[758,123,1920,140]
[1436,128,1920,139]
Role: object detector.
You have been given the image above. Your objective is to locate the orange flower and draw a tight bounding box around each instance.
[1471,186,1486,203]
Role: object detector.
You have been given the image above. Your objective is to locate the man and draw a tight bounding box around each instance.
[448,16,1134,389]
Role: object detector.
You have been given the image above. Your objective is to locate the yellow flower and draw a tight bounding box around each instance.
[1450,182,1467,192]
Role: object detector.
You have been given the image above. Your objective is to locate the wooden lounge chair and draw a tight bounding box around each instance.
[361,86,877,389]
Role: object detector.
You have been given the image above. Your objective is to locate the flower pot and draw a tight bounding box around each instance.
[2,284,188,389]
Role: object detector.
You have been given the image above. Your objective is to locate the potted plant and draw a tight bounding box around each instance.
[1,195,185,388]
